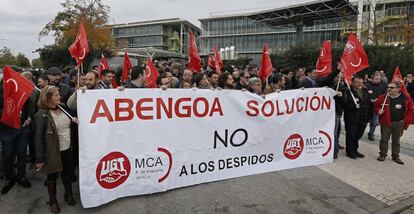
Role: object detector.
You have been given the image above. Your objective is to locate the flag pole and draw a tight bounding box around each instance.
[336,71,342,92]
[35,87,74,120]
[345,81,358,105]
[381,93,389,111]
[77,65,80,87]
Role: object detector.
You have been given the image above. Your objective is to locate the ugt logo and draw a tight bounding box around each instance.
[283,134,304,160]
[96,151,131,189]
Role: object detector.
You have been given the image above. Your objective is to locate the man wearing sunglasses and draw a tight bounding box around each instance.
[375,82,414,165]
[235,70,250,90]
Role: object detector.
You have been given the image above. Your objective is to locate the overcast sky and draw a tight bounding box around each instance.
[0,0,310,61]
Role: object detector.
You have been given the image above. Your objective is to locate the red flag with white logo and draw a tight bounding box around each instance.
[258,44,273,82]
[99,54,109,79]
[392,66,412,102]
[69,21,89,67]
[315,40,332,78]
[145,57,160,88]
[213,47,223,75]
[340,33,369,84]
[188,31,201,73]
[0,66,35,129]
[122,52,132,83]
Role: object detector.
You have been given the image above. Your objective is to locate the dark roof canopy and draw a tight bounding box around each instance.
[245,0,357,26]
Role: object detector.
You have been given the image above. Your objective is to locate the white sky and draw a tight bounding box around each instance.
[0,0,310,61]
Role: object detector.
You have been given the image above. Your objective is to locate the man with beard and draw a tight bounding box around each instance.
[97,70,115,89]
[218,72,235,89]
[343,76,373,159]
[44,67,71,104]
[235,70,250,90]
[67,71,98,110]
[207,71,219,89]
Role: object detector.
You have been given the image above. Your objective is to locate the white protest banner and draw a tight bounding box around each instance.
[78,88,336,208]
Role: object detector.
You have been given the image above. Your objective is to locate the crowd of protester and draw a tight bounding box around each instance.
[0,59,414,213]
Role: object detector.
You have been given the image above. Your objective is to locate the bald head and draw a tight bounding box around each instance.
[183,69,193,82]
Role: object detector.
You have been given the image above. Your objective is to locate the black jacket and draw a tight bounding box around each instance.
[343,87,373,124]
[234,81,248,90]
[122,80,144,89]
[366,82,387,100]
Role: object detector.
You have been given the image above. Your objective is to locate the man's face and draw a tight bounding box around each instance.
[240,73,251,85]
[101,72,114,85]
[183,71,193,82]
[309,70,318,80]
[166,72,173,81]
[296,68,304,77]
[352,78,364,90]
[48,75,60,85]
[226,75,235,88]
[387,83,400,96]
[38,78,49,89]
[210,74,219,85]
[372,75,381,84]
[79,75,87,87]
[159,77,171,88]
[232,71,240,79]
[407,74,413,82]
[252,81,262,94]
[85,73,97,89]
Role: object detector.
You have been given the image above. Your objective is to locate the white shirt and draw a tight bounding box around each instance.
[51,110,71,151]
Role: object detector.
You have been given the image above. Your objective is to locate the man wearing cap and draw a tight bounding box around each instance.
[44,67,71,104]
[375,82,414,165]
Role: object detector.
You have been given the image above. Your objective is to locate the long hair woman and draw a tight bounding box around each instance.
[34,86,78,213]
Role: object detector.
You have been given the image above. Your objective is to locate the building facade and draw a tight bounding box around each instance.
[199,0,414,64]
[110,18,200,57]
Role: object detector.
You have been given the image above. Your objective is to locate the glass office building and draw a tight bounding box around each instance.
[199,0,414,64]
[110,18,200,57]
[199,16,343,63]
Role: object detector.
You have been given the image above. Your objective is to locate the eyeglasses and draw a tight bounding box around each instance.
[387,86,397,89]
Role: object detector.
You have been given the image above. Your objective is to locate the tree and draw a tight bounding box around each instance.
[0,47,16,67]
[38,0,114,69]
[31,58,43,69]
[15,53,31,67]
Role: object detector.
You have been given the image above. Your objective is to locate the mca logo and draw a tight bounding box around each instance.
[96,151,131,189]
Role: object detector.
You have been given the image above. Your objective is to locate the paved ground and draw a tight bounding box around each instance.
[0,124,413,214]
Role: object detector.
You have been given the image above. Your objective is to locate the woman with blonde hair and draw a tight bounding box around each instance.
[34,86,78,213]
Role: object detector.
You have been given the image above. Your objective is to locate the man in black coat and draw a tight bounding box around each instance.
[343,76,373,159]
[366,74,387,141]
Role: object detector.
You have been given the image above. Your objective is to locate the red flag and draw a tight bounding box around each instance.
[122,52,132,83]
[208,54,215,69]
[188,31,201,73]
[69,21,89,67]
[0,66,35,129]
[315,40,332,78]
[145,57,160,88]
[340,33,369,84]
[213,47,223,74]
[99,54,109,78]
[98,54,118,88]
[258,44,273,82]
[392,67,411,101]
